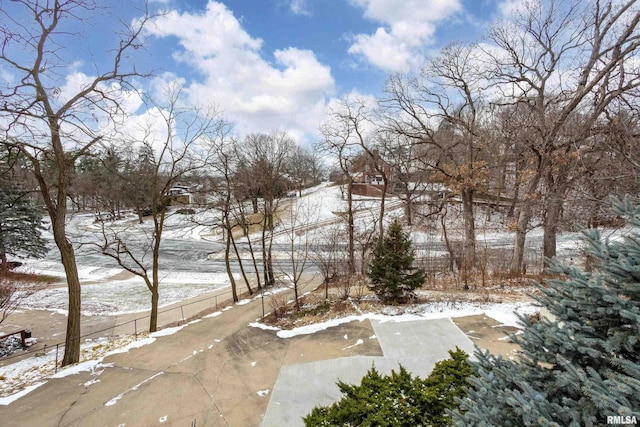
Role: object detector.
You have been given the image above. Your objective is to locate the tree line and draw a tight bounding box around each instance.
[320,0,640,278]
[0,0,638,370]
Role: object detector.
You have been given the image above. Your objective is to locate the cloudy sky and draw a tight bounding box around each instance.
[2,0,515,145]
[126,0,518,143]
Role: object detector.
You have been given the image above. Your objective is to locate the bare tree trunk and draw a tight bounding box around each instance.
[346,181,356,274]
[230,228,252,295]
[1,251,7,273]
[261,218,275,287]
[404,185,413,226]
[149,287,159,333]
[510,167,542,274]
[511,206,531,275]
[379,178,387,237]
[266,225,275,286]
[58,235,81,366]
[245,229,262,290]
[440,206,455,273]
[461,188,476,268]
[42,163,82,366]
[237,202,262,290]
[542,188,565,266]
[225,228,238,302]
[149,215,163,333]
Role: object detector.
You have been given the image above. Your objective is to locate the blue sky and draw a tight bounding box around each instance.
[134,0,514,143]
[2,0,514,145]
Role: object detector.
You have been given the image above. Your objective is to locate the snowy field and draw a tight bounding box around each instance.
[12,182,630,317]
[14,183,404,316]
[2,182,627,403]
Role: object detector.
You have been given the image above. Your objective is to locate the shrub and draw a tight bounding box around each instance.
[304,347,473,426]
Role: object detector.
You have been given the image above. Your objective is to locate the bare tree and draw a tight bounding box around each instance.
[310,225,349,299]
[378,131,428,226]
[287,145,324,196]
[237,132,294,287]
[330,96,390,237]
[93,84,227,332]
[208,135,254,300]
[484,0,640,271]
[381,42,491,270]
[0,0,151,365]
[275,198,319,310]
[320,102,366,274]
[0,277,44,324]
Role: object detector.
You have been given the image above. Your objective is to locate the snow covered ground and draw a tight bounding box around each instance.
[2,182,618,404]
[12,180,621,319]
[17,269,234,315]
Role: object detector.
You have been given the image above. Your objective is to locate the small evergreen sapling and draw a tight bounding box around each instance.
[368,219,425,303]
[453,200,640,426]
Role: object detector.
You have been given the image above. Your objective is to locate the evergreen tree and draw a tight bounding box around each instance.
[454,200,640,426]
[368,218,425,303]
[0,183,48,271]
[304,348,474,427]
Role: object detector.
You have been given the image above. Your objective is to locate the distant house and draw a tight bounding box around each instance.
[351,150,396,197]
[167,185,193,205]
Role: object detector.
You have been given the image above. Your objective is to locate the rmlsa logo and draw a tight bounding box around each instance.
[607,415,638,425]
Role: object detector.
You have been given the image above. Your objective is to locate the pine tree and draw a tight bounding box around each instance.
[0,183,48,271]
[453,199,640,426]
[368,218,425,303]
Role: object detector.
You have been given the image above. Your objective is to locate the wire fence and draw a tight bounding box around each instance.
[0,288,238,373]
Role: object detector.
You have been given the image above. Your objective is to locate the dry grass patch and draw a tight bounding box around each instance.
[261,274,537,330]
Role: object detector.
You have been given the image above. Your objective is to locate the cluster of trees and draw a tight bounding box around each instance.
[320,0,640,277]
[1,0,638,373]
[0,0,328,365]
[305,199,640,425]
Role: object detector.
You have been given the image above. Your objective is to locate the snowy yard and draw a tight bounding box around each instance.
[1,182,621,405]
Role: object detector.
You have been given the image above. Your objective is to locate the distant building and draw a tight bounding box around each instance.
[351,150,397,197]
[167,185,193,205]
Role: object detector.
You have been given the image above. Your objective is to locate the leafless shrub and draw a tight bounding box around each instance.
[351,278,369,302]
[267,294,288,320]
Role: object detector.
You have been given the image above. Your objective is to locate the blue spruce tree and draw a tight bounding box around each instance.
[454,200,640,426]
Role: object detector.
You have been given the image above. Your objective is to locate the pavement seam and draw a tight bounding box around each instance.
[56,380,91,427]
[192,373,231,427]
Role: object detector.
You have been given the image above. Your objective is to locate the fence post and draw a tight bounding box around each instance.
[134,319,138,340]
[54,344,59,374]
[181,306,185,325]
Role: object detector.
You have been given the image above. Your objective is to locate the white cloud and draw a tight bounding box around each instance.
[497,0,530,17]
[144,1,335,142]
[289,0,311,16]
[348,0,462,73]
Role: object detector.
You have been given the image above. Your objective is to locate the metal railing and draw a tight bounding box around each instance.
[0,288,237,373]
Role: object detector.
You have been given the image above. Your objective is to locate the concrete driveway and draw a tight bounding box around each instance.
[263,318,476,427]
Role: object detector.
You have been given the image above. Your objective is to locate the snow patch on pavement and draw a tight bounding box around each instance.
[254,302,537,339]
[104,371,164,407]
